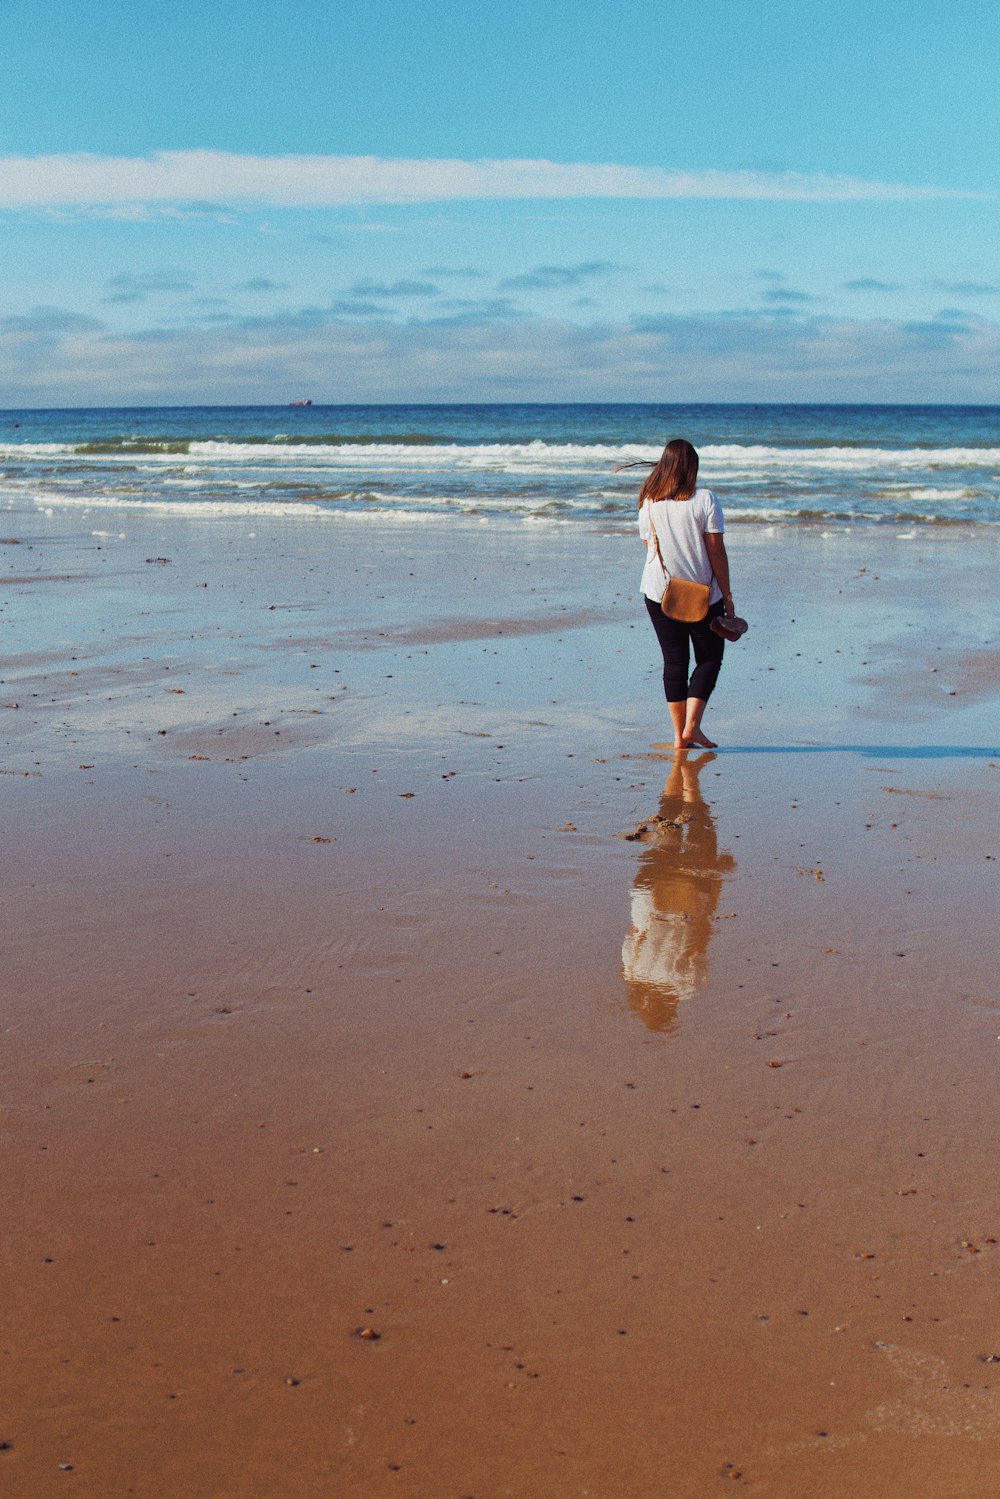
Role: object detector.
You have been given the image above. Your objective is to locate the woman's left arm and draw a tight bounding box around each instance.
[704,532,734,616]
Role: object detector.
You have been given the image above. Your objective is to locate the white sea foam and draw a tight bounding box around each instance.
[700,444,1000,470]
[7,439,1000,470]
[726,507,800,523]
[308,506,491,527]
[877,486,984,501]
[0,442,73,458]
[36,493,328,519]
[5,429,996,531]
[30,491,502,527]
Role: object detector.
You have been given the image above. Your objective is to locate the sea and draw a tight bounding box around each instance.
[2,403,998,532]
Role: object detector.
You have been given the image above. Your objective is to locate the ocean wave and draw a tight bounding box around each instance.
[34,493,329,519]
[28,485,997,528]
[6,426,996,533]
[74,440,193,455]
[872,485,987,501]
[698,446,1000,474]
[27,487,600,521]
[3,437,1000,470]
[69,431,450,453]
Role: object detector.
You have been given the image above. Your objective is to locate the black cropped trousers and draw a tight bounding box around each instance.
[645,595,727,703]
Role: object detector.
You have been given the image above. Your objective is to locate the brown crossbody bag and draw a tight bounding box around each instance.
[648,519,712,623]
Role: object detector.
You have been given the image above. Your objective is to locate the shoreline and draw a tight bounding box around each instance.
[3,508,1000,1495]
[4,398,1000,532]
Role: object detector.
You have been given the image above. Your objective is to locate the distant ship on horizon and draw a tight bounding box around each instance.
[288,398,313,407]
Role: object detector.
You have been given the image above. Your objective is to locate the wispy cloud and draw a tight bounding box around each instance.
[927,277,1000,296]
[0,151,982,208]
[104,269,196,304]
[430,297,525,321]
[0,305,106,334]
[843,278,902,292]
[41,201,237,224]
[422,265,485,279]
[346,278,440,298]
[328,298,389,317]
[499,261,621,291]
[761,286,816,305]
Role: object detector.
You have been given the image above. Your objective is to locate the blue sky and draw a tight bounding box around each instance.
[1,0,998,404]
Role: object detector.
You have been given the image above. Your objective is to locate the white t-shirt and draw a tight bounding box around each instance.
[621,888,708,1005]
[638,488,725,605]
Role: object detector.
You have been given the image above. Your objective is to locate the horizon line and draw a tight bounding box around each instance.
[4,399,1000,412]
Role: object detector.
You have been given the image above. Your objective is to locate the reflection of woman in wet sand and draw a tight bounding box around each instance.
[621,752,735,1033]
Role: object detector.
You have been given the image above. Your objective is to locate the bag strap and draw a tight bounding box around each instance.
[646,506,668,582]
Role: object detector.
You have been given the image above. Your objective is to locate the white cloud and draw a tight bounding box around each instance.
[2,307,999,405]
[0,151,982,208]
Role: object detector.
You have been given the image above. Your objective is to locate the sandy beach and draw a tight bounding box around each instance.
[3,507,1000,1496]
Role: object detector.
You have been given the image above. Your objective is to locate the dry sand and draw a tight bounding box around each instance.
[2,512,1000,1496]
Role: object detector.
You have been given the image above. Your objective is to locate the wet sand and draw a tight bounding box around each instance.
[2,512,1000,1496]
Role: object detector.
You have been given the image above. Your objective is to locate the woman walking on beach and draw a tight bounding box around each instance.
[638,438,737,749]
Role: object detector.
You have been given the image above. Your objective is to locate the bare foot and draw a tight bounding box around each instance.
[683,728,718,749]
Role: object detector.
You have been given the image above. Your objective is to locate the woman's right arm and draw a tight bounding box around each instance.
[704,532,735,617]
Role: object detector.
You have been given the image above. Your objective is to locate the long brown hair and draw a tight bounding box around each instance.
[637,438,699,508]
